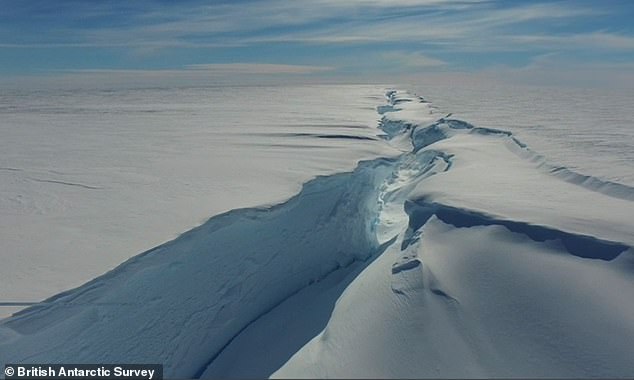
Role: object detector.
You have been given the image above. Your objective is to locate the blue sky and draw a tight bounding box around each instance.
[1,0,633,87]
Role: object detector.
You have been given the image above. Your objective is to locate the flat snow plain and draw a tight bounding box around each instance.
[0,85,398,313]
[1,85,633,378]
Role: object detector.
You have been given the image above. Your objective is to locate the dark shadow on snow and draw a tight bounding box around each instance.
[403,199,629,261]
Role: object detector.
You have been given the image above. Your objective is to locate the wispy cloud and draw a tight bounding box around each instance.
[278,2,605,46]
[382,51,446,67]
[4,0,598,50]
[1,0,633,86]
[507,31,634,51]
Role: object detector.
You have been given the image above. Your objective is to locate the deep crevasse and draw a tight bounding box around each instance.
[2,89,634,379]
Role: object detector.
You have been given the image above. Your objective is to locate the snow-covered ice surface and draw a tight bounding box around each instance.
[406,83,634,187]
[1,86,634,378]
[0,85,398,312]
[274,91,634,378]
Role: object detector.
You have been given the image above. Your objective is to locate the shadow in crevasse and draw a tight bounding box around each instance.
[197,236,396,379]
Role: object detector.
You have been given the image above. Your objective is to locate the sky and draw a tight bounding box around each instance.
[1,0,633,88]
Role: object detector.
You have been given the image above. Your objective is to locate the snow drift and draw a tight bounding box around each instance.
[1,89,634,379]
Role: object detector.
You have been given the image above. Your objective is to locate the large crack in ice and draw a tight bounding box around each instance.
[0,154,401,378]
[270,90,634,379]
[2,89,632,379]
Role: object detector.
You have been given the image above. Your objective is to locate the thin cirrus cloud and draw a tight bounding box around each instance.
[251,2,606,46]
[381,52,447,68]
[2,1,596,48]
[507,32,634,51]
[83,2,597,47]
[0,0,632,85]
[70,0,486,48]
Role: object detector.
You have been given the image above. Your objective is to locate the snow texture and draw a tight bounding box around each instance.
[0,85,399,310]
[1,87,633,379]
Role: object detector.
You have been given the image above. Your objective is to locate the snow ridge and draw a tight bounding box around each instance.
[382,90,634,201]
[377,90,633,248]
